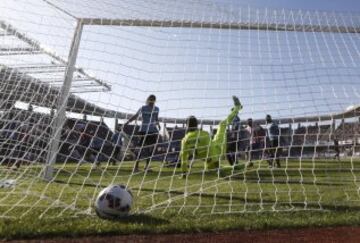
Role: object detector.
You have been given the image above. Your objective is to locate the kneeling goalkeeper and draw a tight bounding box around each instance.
[180,96,242,177]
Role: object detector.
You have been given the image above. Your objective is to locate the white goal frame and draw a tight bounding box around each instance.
[43,14,360,180]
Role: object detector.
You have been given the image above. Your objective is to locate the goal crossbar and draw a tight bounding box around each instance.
[80,18,360,34]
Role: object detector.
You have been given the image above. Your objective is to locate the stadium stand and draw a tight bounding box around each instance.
[0,109,51,168]
[59,118,114,164]
[335,121,360,142]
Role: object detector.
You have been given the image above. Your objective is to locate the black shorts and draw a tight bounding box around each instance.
[270,139,279,148]
[267,139,281,157]
[137,132,158,158]
[265,138,279,148]
[227,141,238,152]
[138,132,158,147]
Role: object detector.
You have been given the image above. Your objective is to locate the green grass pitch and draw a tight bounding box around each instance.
[1,158,360,240]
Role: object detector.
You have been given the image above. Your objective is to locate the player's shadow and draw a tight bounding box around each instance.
[101,213,169,225]
[319,204,360,212]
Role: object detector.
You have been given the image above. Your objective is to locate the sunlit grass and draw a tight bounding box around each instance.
[1,158,360,240]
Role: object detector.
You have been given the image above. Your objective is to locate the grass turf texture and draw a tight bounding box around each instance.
[1,158,360,240]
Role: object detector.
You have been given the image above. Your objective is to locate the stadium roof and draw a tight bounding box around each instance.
[0,20,111,94]
[1,64,359,125]
[0,66,109,115]
[0,65,360,125]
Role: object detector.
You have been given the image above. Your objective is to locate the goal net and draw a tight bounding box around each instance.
[0,0,360,218]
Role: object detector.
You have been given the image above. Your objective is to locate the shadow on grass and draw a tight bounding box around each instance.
[247,180,349,187]
[53,179,106,188]
[54,166,180,177]
[320,204,360,212]
[100,213,169,225]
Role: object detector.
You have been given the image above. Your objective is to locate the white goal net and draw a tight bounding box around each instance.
[0,0,360,218]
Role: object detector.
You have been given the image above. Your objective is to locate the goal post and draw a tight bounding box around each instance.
[44,20,84,180]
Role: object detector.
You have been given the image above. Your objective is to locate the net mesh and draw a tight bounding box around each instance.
[0,0,360,218]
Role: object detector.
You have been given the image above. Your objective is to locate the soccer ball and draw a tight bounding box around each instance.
[94,184,133,219]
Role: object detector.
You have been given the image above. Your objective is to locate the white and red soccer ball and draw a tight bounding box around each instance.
[95,184,133,219]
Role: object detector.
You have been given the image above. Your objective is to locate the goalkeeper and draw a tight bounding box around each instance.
[180,96,243,177]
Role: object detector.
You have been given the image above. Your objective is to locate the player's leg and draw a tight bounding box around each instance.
[246,144,254,167]
[143,135,150,170]
[335,148,340,161]
[134,132,146,172]
[227,140,236,165]
[111,145,118,165]
[144,133,158,172]
[265,139,274,167]
[208,96,242,170]
[213,99,241,150]
[273,139,281,168]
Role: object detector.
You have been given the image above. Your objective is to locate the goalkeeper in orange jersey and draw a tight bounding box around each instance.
[179,96,243,178]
